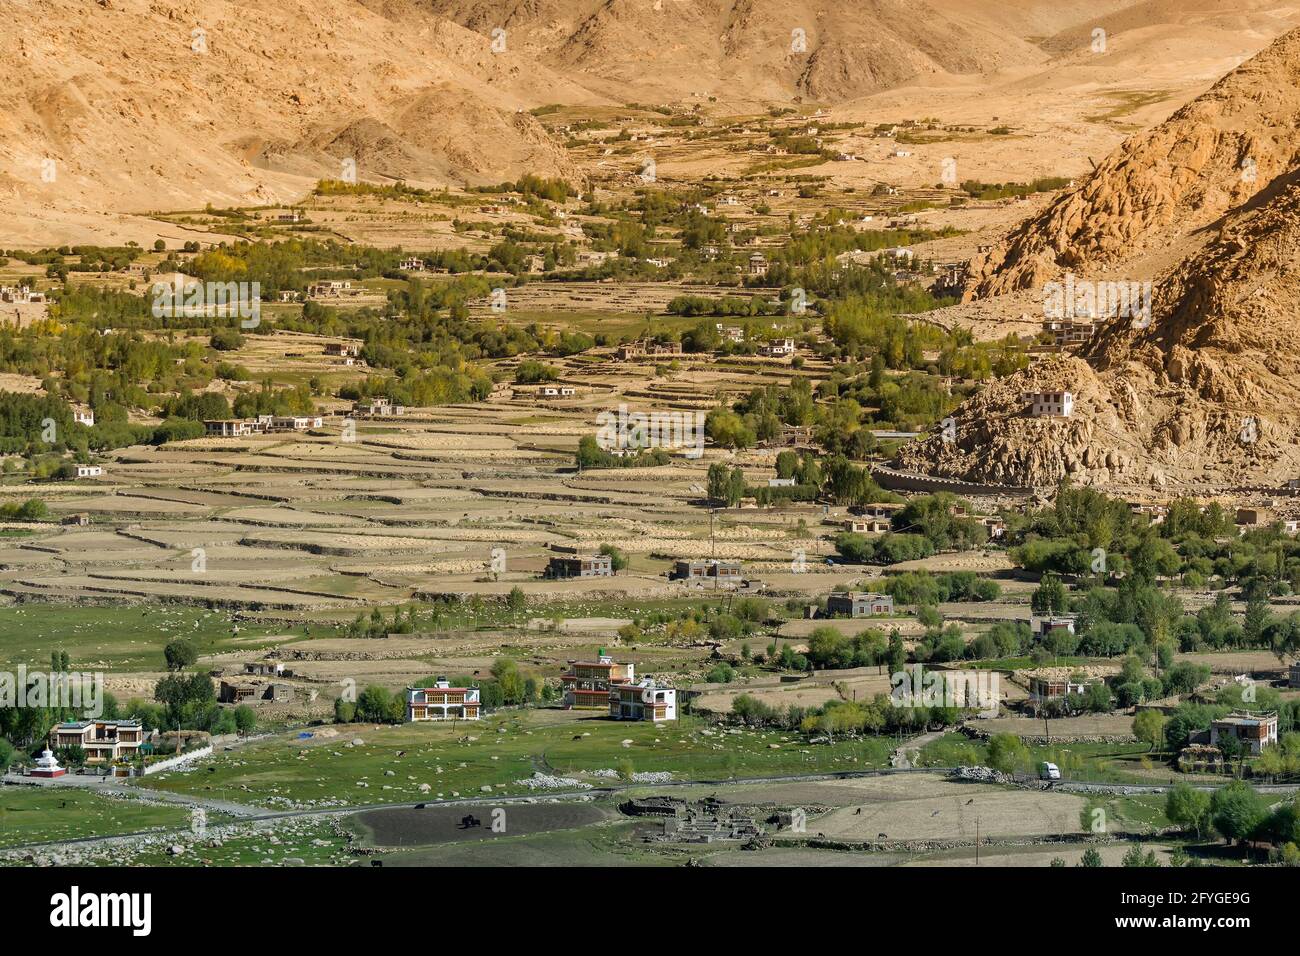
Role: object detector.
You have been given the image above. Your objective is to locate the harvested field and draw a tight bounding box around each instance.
[793,776,1087,842]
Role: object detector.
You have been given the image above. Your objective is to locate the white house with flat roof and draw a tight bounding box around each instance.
[1026,390,1074,418]
[609,679,677,722]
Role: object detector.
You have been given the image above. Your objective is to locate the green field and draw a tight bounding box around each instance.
[0,604,314,671]
[139,711,894,810]
[916,732,1160,784]
[0,786,191,848]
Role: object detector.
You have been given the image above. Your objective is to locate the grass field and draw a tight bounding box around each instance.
[138,711,895,810]
[915,732,1160,784]
[0,604,314,671]
[0,786,191,848]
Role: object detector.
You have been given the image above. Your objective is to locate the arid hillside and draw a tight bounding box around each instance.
[0,0,595,239]
[897,33,1300,491]
[426,0,1048,103]
[964,25,1300,298]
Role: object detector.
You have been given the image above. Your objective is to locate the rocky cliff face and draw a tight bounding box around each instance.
[963,27,1300,299]
[895,29,1300,491]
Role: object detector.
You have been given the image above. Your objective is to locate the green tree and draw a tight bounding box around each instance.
[491,658,527,704]
[599,543,629,574]
[1133,710,1166,751]
[1165,782,1211,839]
[986,733,1028,774]
[163,638,198,672]
[232,705,257,734]
[1210,780,1266,845]
[1031,574,1068,616]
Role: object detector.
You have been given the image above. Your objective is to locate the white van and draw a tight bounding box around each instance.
[1039,762,1061,781]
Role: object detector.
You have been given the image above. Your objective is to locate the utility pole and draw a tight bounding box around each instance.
[975,816,980,866]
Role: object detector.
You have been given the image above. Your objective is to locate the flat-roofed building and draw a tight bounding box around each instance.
[352,397,406,417]
[545,554,613,578]
[826,592,894,618]
[1211,711,1278,756]
[1027,675,1098,705]
[757,338,795,358]
[48,719,145,763]
[672,559,743,585]
[610,680,677,722]
[843,517,890,534]
[218,681,257,704]
[562,653,634,709]
[1025,390,1074,418]
[204,418,257,437]
[407,679,481,721]
[1033,615,1077,638]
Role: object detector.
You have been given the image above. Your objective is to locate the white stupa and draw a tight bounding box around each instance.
[30,748,66,778]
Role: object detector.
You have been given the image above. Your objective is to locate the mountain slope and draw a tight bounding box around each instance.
[896,171,1300,490]
[426,0,1049,103]
[0,0,595,230]
[963,26,1300,298]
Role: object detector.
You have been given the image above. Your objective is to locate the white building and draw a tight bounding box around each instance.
[352,397,406,417]
[204,419,258,437]
[72,409,95,427]
[758,338,796,358]
[1210,711,1278,756]
[75,465,103,478]
[609,679,677,722]
[1026,390,1074,418]
[406,680,481,721]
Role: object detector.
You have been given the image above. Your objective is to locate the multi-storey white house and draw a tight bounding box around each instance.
[1026,390,1074,418]
[48,719,145,763]
[609,680,677,722]
[406,679,481,722]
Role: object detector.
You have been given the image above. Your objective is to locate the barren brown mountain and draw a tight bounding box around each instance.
[3,0,1299,245]
[0,0,594,244]
[897,29,1300,491]
[964,25,1300,298]
[426,0,1047,103]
